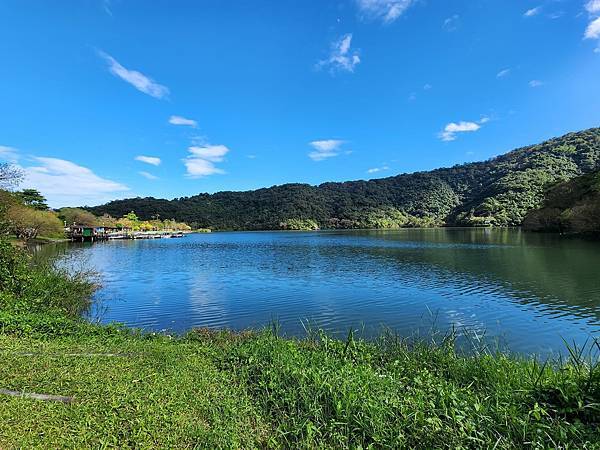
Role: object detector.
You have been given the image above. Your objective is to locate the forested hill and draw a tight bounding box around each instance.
[87,128,600,230]
[522,170,600,235]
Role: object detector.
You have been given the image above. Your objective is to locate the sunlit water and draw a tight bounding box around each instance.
[37,229,600,357]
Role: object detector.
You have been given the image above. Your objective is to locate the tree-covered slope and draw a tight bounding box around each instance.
[87,128,600,230]
[522,170,600,235]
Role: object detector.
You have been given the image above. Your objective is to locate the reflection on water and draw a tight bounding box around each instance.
[38,229,600,357]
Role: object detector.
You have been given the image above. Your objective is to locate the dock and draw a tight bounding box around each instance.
[66,225,187,242]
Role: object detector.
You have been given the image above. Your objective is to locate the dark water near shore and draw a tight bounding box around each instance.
[39,229,600,357]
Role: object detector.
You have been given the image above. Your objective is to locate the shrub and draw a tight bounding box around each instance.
[0,239,97,316]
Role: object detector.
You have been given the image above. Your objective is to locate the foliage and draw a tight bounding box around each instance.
[86,128,600,230]
[0,163,23,189]
[0,322,598,447]
[280,218,320,230]
[15,189,49,211]
[0,239,96,317]
[523,170,600,234]
[114,211,191,231]
[6,204,64,240]
[58,207,99,226]
[0,189,19,235]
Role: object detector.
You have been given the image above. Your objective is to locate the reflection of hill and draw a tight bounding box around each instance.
[348,229,600,323]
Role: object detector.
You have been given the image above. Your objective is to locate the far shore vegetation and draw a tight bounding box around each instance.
[0,164,199,243]
[86,128,600,232]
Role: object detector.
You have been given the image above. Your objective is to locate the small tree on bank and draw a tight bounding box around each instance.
[7,205,64,241]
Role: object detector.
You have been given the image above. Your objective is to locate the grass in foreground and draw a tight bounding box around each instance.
[0,324,598,448]
[0,239,599,448]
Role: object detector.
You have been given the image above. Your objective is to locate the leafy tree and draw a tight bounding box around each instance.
[0,189,18,235]
[58,207,98,226]
[0,163,23,189]
[16,189,49,211]
[523,170,600,235]
[7,205,64,240]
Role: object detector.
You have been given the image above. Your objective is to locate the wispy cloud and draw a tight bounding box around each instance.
[496,68,511,78]
[442,14,460,32]
[367,165,389,174]
[98,51,169,99]
[529,79,544,88]
[585,16,600,39]
[138,171,158,180]
[184,144,230,177]
[169,115,197,127]
[0,145,20,163]
[102,0,113,16]
[135,155,161,166]
[584,1,600,50]
[524,7,541,17]
[317,34,360,74]
[308,140,345,161]
[587,0,600,14]
[423,83,432,90]
[21,157,129,207]
[439,117,488,142]
[356,0,414,24]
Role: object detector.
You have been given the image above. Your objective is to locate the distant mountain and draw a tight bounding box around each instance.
[523,170,600,235]
[87,128,600,230]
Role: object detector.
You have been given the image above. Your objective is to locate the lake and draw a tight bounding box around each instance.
[40,228,600,357]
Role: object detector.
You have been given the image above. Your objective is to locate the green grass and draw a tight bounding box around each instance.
[0,239,599,448]
[0,323,598,448]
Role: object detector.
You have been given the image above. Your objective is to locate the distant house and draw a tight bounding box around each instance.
[67,224,126,242]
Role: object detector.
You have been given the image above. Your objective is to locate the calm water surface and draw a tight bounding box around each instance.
[42,229,600,356]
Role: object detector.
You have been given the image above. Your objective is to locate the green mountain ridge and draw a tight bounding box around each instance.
[523,170,600,234]
[87,127,600,230]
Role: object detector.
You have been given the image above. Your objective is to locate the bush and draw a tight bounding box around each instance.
[0,239,97,316]
[7,205,64,240]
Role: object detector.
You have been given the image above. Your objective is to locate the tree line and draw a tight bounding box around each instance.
[86,127,600,231]
[0,166,192,240]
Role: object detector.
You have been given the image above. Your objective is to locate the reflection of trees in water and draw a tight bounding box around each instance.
[351,229,600,323]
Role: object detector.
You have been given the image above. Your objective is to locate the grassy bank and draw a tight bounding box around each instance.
[0,241,598,448]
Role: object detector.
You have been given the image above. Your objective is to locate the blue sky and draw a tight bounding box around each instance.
[1,0,600,207]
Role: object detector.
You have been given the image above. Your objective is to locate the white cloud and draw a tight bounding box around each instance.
[135,155,161,166]
[496,68,511,78]
[439,118,488,142]
[356,0,414,23]
[184,158,224,178]
[184,144,230,178]
[308,140,345,161]
[139,171,158,180]
[21,157,129,207]
[98,51,169,99]
[524,7,541,17]
[0,145,20,163]
[423,83,432,90]
[169,115,197,127]
[443,14,460,31]
[585,16,600,39]
[188,145,229,162]
[529,79,544,87]
[367,166,389,174]
[317,34,361,74]
[587,0,600,13]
